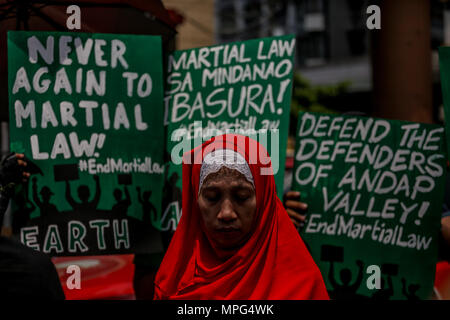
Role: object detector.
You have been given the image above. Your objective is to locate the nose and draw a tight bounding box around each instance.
[217,198,237,222]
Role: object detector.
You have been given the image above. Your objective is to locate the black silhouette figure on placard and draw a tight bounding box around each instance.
[137,186,157,225]
[328,260,365,299]
[111,186,131,216]
[401,278,420,300]
[11,160,43,231]
[31,177,58,217]
[65,174,101,212]
[371,263,397,300]
[163,172,182,207]
[371,276,394,300]
[320,244,366,300]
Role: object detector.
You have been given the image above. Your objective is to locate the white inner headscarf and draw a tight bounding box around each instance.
[198,149,255,194]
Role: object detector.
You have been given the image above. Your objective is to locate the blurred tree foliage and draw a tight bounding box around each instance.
[290,73,351,136]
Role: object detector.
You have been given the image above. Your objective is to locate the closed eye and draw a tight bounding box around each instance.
[202,190,221,203]
[234,192,251,203]
[206,195,220,202]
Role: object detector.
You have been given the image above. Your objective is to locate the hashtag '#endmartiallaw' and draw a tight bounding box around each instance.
[79,160,88,171]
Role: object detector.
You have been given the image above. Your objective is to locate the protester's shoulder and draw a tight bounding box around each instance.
[0,236,65,300]
[0,236,55,271]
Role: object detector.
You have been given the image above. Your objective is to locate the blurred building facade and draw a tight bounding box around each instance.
[216,0,370,67]
[214,0,448,119]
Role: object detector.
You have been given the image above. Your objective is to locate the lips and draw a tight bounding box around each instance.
[215,227,240,233]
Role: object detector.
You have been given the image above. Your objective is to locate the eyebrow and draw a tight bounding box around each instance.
[201,183,254,193]
[201,186,219,193]
[233,185,254,192]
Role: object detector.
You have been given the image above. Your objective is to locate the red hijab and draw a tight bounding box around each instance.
[154,134,329,300]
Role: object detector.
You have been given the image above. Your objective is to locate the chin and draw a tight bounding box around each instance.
[215,238,246,251]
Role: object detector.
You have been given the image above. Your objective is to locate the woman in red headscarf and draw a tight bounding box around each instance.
[154,134,329,300]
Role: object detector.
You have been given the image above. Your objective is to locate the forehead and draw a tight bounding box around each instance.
[201,167,254,190]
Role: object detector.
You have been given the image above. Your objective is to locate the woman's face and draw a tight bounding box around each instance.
[198,168,257,252]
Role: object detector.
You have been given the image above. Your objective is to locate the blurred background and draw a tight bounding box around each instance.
[1,0,450,299]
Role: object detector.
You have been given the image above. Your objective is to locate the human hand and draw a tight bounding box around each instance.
[441,216,450,247]
[284,191,308,229]
[17,154,30,183]
[0,153,30,185]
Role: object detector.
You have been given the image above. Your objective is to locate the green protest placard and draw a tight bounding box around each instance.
[162,35,296,230]
[292,112,446,300]
[8,31,165,256]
